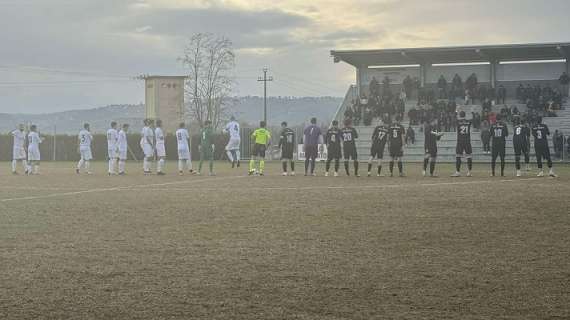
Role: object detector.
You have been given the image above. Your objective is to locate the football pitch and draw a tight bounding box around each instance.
[0,161,568,319]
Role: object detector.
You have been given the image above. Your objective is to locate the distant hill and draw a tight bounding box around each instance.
[0,97,341,134]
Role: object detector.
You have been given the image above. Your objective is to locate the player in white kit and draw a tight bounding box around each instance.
[11,124,27,175]
[117,123,129,175]
[176,122,193,175]
[27,125,43,175]
[76,123,93,174]
[155,119,166,175]
[140,119,155,175]
[106,121,119,175]
[224,116,241,168]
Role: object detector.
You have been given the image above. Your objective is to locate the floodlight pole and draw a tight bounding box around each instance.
[258,68,273,124]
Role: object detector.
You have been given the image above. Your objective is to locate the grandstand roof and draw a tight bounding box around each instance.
[331,42,570,67]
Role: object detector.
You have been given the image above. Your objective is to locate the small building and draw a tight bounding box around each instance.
[144,76,186,132]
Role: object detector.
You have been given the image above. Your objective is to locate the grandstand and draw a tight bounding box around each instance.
[331,43,570,162]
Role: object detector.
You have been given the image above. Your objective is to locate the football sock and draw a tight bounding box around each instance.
[354,161,359,175]
[226,150,234,162]
[377,165,382,175]
[11,160,17,172]
[430,159,436,175]
[77,159,85,170]
[326,160,331,172]
[108,159,114,173]
[282,161,288,172]
[310,159,316,174]
[344,161,350,175]
[491,158,496,175]
[537,156,543,169]
[235,150,240,161]
[158,159,165,172]
[290,161,295,172]
[143,159,149,172]
[368,163,373,173]
[500,157,505,176]
[423,158,429,171]
[209,159,214,173]
[455,157,461,172]
[515,156,521,170]
[85,161,90,172]
[119,160,125,173]
[389,161,394,174]
[259,160,265,173]
[249,159,255,172]
[334,159,339,172]
[524,153,529,165]
[178,160,183,172]
[22,160,27,172]
[188,160,193,171]
[467,158,473,171]
[398,161,403,174]
[33,165,39,174]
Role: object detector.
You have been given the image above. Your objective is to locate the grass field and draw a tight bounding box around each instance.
[0,161,569,319]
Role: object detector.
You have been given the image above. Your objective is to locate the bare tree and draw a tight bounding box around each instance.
[179,33,235,129]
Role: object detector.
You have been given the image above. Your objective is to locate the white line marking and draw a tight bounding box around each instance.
[0,176,245,203]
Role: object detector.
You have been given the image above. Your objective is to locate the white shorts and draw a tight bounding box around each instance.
[226,137,241,151]
[118,149,128,161]
[142,144,154,158]
[156,143,166,158]
[108,148,118,159]
[13,147,26,160]
[178,148,190,160]
[28,147,40,161]
[80,148,93,161]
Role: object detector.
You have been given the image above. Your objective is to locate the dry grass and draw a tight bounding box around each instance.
[0,161,569,319]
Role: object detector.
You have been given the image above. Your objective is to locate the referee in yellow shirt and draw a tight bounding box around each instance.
[249,121,271,176]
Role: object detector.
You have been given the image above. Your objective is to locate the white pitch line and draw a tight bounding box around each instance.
[98,177,546,193]
[0,176,245,203]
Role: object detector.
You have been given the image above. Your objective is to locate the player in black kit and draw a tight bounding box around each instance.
[452,111,473,177]
[367,119,389,177]
[341,119,359,177]
[532,117,558,177]
[423,118,444,177]
[490,115,509,177]
[388,119,406,177]
[512,117,531,177]
[278,121,296,176]
[325,120,342,177]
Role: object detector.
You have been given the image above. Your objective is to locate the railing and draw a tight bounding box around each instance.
[331,85,358,125]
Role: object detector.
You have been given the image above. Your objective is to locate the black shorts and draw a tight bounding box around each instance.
[327,145,341,160]
[425,143,437,157]
[305,145,318,160]
[456,140,472,156]
[492,143,506,158]
[281,145,294,160]
[389,143,403,158]
[343,144,358,160]
[370,141,386,159]
[534,143,551,158]
[513,140,528,156]
[253,144,267,157]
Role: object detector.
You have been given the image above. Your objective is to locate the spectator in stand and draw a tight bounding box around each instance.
[403,75,413,100]
[382,76,391,98]
[481,119,491,154]
[516,84,524,102]
[482,98,492,113]
[478,85,487,105]
[466,73,478,94]
[451,74,463,101]
[554,130,564,160]
[405,125,415,145]
[344,102,354,123]
[369,77,379,98]
[488,112,497,125]
[363,105,373,126]
[472,112,481,130]
[413,77,421,99]
[399,88,407,105]
[464,89,471,105]
[497,84,507,105]
[559,71,570,97]
[437,75,447,99]
[408,106,417,125]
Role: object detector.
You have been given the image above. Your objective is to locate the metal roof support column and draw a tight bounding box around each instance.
[420,62,428,88]
[356,66,362,97]
[490,60,498,89]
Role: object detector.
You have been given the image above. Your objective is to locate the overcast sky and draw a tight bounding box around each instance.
[1,0,570,113]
